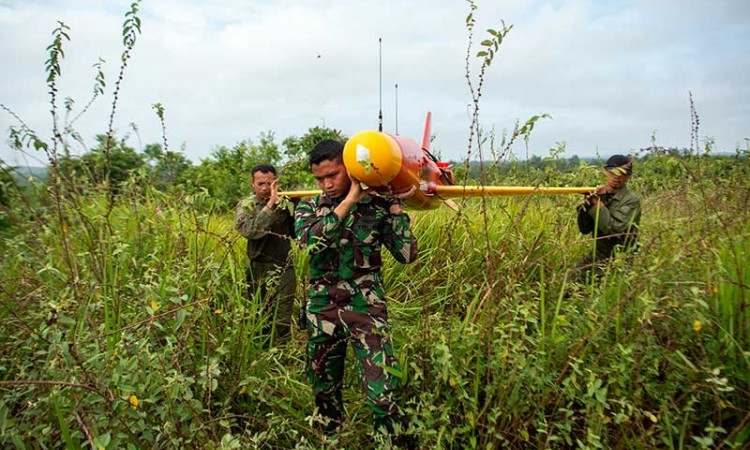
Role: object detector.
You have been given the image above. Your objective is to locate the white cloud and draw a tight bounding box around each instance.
[1,0,748,167]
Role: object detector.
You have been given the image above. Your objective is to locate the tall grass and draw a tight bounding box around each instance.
[0,152,748,449]
[1,1,748,447]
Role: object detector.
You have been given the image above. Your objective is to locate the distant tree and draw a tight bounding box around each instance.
[0,166,13,208]
[184,131,282,210]
[182,127,346,209]
[57,134,145,189]
[143,143,192,190]
[281,126,346,189]
[0,162,19,231]
[528,155,544,171]
[92,135,145,186]
[565,155,581,171]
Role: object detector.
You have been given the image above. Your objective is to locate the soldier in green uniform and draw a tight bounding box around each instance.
[294,140,418,436]
[574,154,641,279]
[236,164,296,343]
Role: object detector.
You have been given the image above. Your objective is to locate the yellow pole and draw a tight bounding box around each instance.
[278,190,322,198]
[434,185,595,197]
[279,186,595,200]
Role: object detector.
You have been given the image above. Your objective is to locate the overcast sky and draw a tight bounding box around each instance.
[1,0,748,167]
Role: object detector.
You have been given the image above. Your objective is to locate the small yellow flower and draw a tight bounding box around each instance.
[129,394,139,409]
[712,285,718,295]
[150,300,159,311]
[213,308,223,315]
[449,376,457,388]
[693,320,701,333]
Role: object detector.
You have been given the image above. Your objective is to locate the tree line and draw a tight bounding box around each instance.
[0,126,345,215]
[2,132,746,227]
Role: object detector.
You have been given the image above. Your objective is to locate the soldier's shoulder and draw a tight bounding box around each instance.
[366,194,391,210]
[238,194,260,210]
[300,194,323,205]
[623,188,641,203]
[296,195,323,212]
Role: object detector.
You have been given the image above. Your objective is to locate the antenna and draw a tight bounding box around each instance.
[395,83,399,135]
[378,38,383,132]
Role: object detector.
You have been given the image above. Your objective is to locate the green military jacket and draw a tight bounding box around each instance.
[294,193,417,305]
[586,186,641,259]
[235,196,295,267]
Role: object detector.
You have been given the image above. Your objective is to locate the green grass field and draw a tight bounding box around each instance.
[0,153,748,449]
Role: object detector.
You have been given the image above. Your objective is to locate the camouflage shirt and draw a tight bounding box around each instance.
[587,186,641,258]
[236,196,295,267]
[294,194,417,303]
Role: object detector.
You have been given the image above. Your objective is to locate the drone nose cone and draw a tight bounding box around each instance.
[343,130,403,187]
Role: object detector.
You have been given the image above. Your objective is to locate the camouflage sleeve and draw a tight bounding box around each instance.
[294,198,342,253]
[591,196,641,237]
[383,212,418,264]
[235,201,278,240]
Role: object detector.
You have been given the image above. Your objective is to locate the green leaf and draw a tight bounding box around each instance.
[51,397,76,450]
[173,308,187,331]
[93,432,112,448]
[382,364,404,379]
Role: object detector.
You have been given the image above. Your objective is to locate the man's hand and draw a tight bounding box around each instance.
[581,191,601,209]
[344,175,367,204]
[588,184,611,206]
[387,185,416,214]
[594,184,609,196]
[393,184,417,199]
[333,175,367,219]
[265,179,279,210]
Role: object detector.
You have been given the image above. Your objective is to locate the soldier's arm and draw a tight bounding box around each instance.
[590,196,641,237]
[383,210,418,264]
[294,199,342,253]
[236,201,281,240]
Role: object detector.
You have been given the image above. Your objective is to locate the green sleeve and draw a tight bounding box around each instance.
[590,195,641,237]
[383,213,418,263]
[236,201,282,240]
[294,198,342,253]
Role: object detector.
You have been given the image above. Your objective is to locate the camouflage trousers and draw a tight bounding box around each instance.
[305,281,401,431]
[247,263,296,342]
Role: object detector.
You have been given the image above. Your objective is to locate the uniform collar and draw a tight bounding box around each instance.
[318,193,374,206]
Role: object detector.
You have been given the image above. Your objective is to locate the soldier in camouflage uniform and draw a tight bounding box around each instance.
[236,164,296,343]
[574,154,641,279]
[294,140,418,435]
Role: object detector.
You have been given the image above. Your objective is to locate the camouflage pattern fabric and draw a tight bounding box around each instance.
[294,193,417,429]
[236,196,296,341]
[236,195,295,266]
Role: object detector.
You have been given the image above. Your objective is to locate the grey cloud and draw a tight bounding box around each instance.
[1,0,747,166]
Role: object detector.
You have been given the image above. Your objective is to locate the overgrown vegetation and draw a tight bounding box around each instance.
[1,2,748,449]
